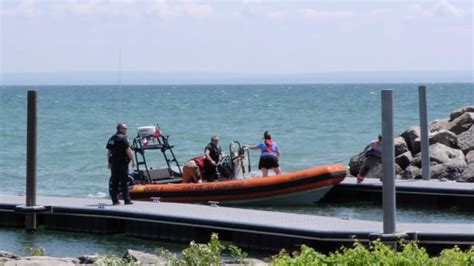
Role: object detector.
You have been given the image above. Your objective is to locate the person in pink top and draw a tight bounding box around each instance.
[245,131,281,177]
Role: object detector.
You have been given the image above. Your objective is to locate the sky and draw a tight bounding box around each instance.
[0,0,473,80]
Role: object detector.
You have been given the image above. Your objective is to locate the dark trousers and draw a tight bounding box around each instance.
[110,163,131,203]
[359,156,381,177]
[203,163,219,182]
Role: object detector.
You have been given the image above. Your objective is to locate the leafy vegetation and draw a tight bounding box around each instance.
[93,253,128,265]
[272,239,474,266]
[20,235,474,265]
[24,245,45,256]
[228,242,249,264]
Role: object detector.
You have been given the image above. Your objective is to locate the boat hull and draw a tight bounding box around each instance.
[222,185,334,206]
[129,164,346,205]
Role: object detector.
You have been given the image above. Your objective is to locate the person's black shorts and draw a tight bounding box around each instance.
[258,156,279,169]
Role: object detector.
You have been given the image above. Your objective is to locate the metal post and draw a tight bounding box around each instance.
[382,90,396,235]
[418,86,430,180]
[26,90,37,232]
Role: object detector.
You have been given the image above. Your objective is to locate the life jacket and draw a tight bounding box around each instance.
[368,141,382,158]
[264,139,273,153]
[192,155,206,169]
[205,143,222,163]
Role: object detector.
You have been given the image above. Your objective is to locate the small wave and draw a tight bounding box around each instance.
[87,192,108,198]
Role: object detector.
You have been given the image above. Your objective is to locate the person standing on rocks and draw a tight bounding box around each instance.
[357,134,382,183]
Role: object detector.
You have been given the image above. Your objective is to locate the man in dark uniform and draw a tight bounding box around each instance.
[203,136,224,182]
[106,123,136,205]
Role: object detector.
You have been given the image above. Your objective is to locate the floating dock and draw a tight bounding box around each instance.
[324,178,474,211]
[1,193,472,253]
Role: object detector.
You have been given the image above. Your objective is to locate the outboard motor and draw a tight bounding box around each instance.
[216,141,250,180]
[218,156,234,179]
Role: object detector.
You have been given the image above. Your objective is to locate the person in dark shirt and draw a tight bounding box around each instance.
[106,123,136,205]
[203,136,224,182]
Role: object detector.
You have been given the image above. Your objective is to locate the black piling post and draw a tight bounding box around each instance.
[26,90,38,232]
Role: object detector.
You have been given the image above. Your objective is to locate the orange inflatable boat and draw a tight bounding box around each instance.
[129,164,347,205]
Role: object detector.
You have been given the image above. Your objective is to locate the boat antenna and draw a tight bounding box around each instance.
[118,48,122,121]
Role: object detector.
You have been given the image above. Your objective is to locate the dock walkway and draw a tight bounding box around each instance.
[325,177,474,210]
[1,193,472,252]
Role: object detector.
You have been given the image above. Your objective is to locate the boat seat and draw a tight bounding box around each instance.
[144,168,174,180]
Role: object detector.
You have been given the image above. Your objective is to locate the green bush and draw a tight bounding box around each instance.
[93,253,128,265]
[179,233,225,266]
[228,243,248,264]
[25,245,45,256]
[155,247,179,264]
[172,233,249,266]
[273,245,330,266]
[432,246,474,266]
[272,240,474,266]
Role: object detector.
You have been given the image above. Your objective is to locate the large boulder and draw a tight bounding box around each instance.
[457,164,474,182]
[411,143,465,167]
[395,151,413,170]
[348,153,365,176]
[350,154,382,179]
[466,150,474,164]
[402,165,421,179]
[449,105,474,121]
[0,251,18,263]
[395,163,403,178]
[413,130,458,155]
[7,256,80,266]
[428,130,458,149]
[447,112,474,135]
[364,161,383,179]
[401,127,420,154]
[123,249,167,265]
[429,118,450,132]
[457,125,474,154]
[430,160,467,180]
[223,258,267,265]
[77,255,98,264]
[394,136,409,156]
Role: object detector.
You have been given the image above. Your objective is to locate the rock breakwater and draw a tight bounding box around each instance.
[349,105,474,182]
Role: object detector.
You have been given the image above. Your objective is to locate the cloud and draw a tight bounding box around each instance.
[0,0,37,17]
[431,0,465,18]
[147,1,213,18]
[297,8,353,19]
[1,0,213,18]
[232,1,264,19]
[407,0,467,20]
[266,10,286,19]
[369,8,392,17]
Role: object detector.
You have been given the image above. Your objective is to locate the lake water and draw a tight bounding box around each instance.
[0,83,473,256]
